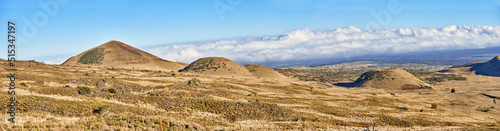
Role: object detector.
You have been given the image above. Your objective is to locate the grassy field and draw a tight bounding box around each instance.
[0,60,498,130]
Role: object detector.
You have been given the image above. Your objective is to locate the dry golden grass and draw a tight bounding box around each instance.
[0,60,499,130]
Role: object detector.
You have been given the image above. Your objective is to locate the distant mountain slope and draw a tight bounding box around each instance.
[62,40,187,71]
[442,55,500,76]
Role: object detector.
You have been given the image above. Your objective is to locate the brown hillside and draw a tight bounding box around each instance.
[352,68,432,90]
[62,40,186,71]
[244,64,287,79]
[442,55,500,76]
[180,57,253,76]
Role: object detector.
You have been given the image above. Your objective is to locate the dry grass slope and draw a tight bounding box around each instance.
[181,57,253,76]
[244,64,287,79]
[352,68,432,90]
[62,40,186,71]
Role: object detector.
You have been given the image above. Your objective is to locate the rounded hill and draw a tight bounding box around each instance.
[352,68,432,90]
[62,40,186,71]
[180,57,252,76]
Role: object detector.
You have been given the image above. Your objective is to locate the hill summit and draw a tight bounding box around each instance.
[180,57,253,76]
[244,64,287,79]
[441,55,500,76]
[352,68,432,90]
[62,40,187,71]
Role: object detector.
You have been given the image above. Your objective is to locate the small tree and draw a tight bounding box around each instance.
[451,88,456,93]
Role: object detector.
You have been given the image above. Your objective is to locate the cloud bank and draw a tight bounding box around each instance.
[150,25,500,64]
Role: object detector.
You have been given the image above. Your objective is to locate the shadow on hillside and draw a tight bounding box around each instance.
[334,82,354,88]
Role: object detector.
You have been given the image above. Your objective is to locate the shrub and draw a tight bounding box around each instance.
[108,88,116,94]
[20,82,27,87]
[84,73,90,76]
[93,105,110,114]
[477,107,491,112]
[401,84,420,90]
[390,93,395,96]
[187,78,200,86]
[451,88,455,93]
[64,85,70,88]
[77,86,91,95]
[397,107,409,111]
[431,104,438,109]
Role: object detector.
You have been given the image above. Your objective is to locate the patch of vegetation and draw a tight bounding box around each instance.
[146,97,296,122]
[183,58,227,72]
[20,82,27,87]
[431,104,438,109]
[93,105,110,114]
[187,78,200,86]
[108,88,116,94]
[397,107,409,111]
[276,68,367,83]
[78,86,92,95]
[477,107,491,112]
[407,69,466,84]
[401,84,420,90]
[451,88,455,93]
[78,48,105,65]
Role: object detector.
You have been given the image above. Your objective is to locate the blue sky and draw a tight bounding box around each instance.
[0,0,499,63]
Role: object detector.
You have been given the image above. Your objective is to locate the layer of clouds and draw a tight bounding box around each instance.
[150,25,500,64]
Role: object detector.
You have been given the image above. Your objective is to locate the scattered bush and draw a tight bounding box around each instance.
[93,105,110,114]
[187,78,200,86]
[431,104,438,109]
[84,73,90,76]
[20,82,27,87]
[390,93,396,96]
[451,88,455,93]
[64,85,70,88]
[108,88,116,94]
[77,86,91,95]
[397,107,409,111]
[477,107,491,112]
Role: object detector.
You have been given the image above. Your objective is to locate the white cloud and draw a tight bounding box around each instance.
[149,25,500,64]
[44,57,66,65]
